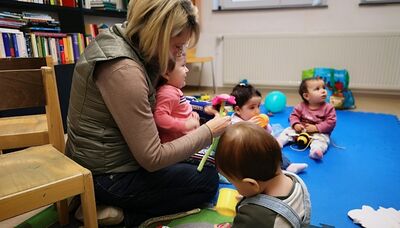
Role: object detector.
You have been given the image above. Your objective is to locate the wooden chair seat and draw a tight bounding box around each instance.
[0,144,96,224]
[0,114,48,149]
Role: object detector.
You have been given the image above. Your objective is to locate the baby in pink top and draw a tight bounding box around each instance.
[277,77,337,160]
[154,55,200,143]
[154,55,215,165]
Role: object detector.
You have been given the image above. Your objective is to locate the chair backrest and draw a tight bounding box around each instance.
[0,57,65,153]
[0,57,52,70]
[187,47,197,58]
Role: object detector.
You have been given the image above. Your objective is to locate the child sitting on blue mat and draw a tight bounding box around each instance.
[277,77,337,160]
[215,122,311,228]
[154,55,215,166]
[230,81,307,174]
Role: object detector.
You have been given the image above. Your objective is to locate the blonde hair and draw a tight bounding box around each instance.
[126,0,199,74]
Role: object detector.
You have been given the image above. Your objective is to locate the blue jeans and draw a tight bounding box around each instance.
[282,154,291,170]
[93,162,219,227]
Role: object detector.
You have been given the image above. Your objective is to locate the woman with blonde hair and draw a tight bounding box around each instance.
[66,0,231,226]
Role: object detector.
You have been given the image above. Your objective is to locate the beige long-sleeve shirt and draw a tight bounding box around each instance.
[94,58,212,172]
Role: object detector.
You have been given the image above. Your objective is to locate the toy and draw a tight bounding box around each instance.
[215,188,240,217]
[197,94,236,172]
[255,114,269,128]
[264,91,287,113]
[296,132,312,149]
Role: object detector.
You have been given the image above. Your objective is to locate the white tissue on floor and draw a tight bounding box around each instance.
[348,205,400,228]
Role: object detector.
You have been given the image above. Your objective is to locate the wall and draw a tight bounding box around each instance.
[187,0,400,89]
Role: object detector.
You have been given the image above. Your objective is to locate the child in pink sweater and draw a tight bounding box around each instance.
[277,77,337,160]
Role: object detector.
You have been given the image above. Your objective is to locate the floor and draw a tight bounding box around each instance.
[1,86,398,227]
[183,86,400,117]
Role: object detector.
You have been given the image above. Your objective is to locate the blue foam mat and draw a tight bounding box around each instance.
[266,107,400,227]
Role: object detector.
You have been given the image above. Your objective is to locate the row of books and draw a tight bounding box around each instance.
[16,0,78,8]
[16,0,127,9]
[0,11,61,32]
[82,0,129,11]
[0,28,85,65]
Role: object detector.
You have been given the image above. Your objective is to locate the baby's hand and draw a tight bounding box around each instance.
[215,223,232,228]
[204,105,219,116]
[191,111,200,120]
[305,124,318,133]
[185,115,200,131]
[294,123,304,132]
[248,115,261,125]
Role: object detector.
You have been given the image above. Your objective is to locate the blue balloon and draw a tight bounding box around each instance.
[264,91,287,113]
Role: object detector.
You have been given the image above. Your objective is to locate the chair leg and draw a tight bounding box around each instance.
[211,60,216,94]
[198,63,204,91]
[56,200,69,225]
[80,173,98,228]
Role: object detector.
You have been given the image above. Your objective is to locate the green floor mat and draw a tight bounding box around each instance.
[167,208,233,227]
[16,205,58,228]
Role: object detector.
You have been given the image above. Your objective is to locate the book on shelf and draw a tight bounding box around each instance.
[0,27,28,58]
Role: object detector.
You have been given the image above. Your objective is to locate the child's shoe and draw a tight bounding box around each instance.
[309,150,323,160]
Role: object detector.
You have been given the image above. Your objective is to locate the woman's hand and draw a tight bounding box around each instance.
[205,114,231,137]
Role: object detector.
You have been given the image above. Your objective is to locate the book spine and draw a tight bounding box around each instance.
[11,33,19,57]
[60,37,69,64]
[66,35,74,63]
[71,33,80,61]
[30,33,39,58]
[36,35,42,57]
[0,33,5,58]
[55,38,62,64]
[2,33,11,57]
[7,33,15,57]
[24,34,32,57]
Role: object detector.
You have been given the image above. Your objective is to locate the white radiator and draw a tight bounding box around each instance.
[222,32,400,90]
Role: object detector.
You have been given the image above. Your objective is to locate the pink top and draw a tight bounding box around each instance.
[154,84,193,143]
[289,102,336,134]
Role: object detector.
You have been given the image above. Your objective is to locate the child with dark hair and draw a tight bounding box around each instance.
[215,122,311,228]
[277,77,337,160]
[230,81,308,174]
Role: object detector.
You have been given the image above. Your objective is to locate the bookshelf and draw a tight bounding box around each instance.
[0,1,127,132]
[0,1,126,34]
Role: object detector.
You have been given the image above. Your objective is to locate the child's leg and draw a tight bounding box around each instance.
[184,148,215,167]
[282,154,308,173]
[309,133,330,160]
[276,127,296,148]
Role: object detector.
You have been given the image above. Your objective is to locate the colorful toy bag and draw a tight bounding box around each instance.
[302,68,355,109]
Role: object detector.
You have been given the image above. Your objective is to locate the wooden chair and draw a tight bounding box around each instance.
[186,48,216,94]
[0,57,98,227]
[0,57,53,155]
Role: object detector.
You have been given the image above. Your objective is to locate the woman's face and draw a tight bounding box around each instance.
[170,28,190,57]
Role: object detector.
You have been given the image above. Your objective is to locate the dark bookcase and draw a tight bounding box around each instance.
[0,0,127,132]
